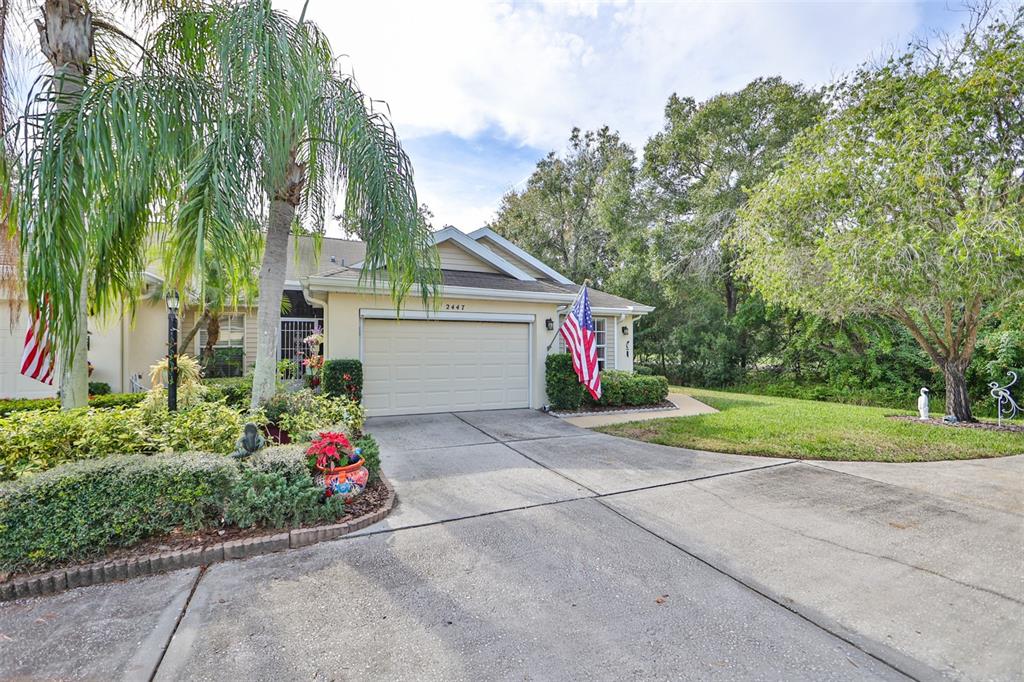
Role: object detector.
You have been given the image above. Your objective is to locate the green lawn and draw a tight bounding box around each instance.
[596,387,1024,463]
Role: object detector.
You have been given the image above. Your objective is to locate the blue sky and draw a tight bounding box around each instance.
[275,1,969,233]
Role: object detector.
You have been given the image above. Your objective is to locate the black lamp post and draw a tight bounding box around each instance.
[166,290,180,411]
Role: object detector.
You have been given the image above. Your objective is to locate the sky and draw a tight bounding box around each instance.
[5,1,972,235]
[273,0,969,234]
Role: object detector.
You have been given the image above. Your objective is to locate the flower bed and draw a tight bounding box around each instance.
[0,438,383,574]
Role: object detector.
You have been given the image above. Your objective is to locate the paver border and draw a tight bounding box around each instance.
[548,399,680,419]
[0,473,396,603]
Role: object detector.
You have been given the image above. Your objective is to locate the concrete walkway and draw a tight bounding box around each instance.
[563,391,717,427]
[2,409,1021,681]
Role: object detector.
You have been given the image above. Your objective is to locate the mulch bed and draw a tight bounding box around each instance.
[888,415,1024,434]
[1,477,391,584]
[550,399,678,417]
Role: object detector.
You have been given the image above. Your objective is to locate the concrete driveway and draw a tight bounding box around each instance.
[2,410,1021,681]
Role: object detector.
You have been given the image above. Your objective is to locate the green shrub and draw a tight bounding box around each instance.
[264,390,365,442]
[88,382,111,395]
[355,434,381,481]
[0,402,253,480]
[0,392,144,417]
[223,466,348,529]
[585,370,669,407]
[633,365,653,376]
[203,376,252,408]
[0,452,239,571]
[203,346,245,378]
[546,353,584,410]
[322,359,362,402]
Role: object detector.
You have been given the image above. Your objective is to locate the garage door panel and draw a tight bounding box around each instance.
[362,319,530,416]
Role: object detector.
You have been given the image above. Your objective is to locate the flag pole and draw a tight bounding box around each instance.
[545,279,591,352]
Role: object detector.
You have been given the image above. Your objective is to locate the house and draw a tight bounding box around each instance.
[0,227,653,415]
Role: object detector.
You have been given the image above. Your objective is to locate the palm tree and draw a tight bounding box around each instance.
[5,0,201,408]
[149,0,440,407]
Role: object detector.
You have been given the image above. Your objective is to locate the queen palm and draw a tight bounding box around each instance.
[149,0,439,407]
[4,0,201,408]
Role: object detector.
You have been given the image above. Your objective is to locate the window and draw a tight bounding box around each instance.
[198,314,245,378]
[558,316,611,370]
[197,313,245,351]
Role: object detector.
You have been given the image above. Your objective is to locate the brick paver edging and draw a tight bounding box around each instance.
[548,399,680,419]
[0,473,396,603]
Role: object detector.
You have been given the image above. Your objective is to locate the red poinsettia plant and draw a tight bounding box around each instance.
[306,431,359,471]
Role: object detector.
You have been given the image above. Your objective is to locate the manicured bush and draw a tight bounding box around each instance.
[0,392,144,417]
[203,376,252,408]
[633,365,653,376]
[322,359,362,402]
[88,382,111,395]
[546,353,584,410]
[263,389,365,442]
[585,370,669,407]
[222,466,348,529]
[0,402,252,480]
[0,452,239,571]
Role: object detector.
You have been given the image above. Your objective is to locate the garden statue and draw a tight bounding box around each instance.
[231,423,266,459]
[917,387,929,420]
[989,371,1020,427]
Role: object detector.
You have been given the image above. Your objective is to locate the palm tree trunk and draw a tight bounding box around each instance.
[250,200,294,407]
[179,309,209,352]
[38,0,93,409]
[250,152,305,408]
[202,313,220,364]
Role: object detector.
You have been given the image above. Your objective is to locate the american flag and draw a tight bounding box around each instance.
[559,285,602,400]
[20,302,56,385]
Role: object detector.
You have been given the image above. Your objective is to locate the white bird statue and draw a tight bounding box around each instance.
[918,387,930,420]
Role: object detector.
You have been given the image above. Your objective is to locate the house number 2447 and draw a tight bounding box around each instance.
[443,303,466,311]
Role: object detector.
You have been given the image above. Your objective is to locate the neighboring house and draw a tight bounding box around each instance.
[0,228,652,415]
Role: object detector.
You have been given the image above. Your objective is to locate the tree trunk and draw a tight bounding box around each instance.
[38,0,93,409]
[179,309,209,352]
[202,314,220,364]
[941,361,973,422]
[250,152,306,409]
[724,276,737,317]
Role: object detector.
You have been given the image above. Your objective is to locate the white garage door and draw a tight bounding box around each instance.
[362,318,530,416]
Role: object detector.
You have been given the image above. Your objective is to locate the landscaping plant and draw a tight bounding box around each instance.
[322,359,363,402]
[545,353,584,410]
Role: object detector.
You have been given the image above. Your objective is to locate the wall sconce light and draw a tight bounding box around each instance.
[621,325,629,336]
[545,318,554,331]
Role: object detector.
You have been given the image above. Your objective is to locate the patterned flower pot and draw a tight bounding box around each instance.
[315,457,369,502]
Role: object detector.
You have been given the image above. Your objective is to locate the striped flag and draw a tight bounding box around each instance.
[559,285,602,400]
[20,302,56,385]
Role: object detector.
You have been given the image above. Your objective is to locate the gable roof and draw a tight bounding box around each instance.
[349,226,537,282]
[469,227,574,284]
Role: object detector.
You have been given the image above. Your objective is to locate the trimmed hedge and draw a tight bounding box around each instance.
[323,359,362,402]
[546,353,584,410]
[0,452,238,571]
[203,376,252,407]
[0,392,145,416]
[0,444,370,572]
[88,382,111,395]
[585,370,669,407]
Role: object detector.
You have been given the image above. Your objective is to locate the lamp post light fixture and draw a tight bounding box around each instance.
[166,290,180,411]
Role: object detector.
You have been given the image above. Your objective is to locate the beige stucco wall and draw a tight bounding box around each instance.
[321,290,635,409]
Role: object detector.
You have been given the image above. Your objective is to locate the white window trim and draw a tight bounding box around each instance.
[557,315,614,370]
[196,313,245,354]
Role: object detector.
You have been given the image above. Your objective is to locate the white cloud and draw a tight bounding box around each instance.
[277,0,935,151]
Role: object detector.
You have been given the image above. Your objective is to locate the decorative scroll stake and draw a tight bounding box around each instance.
[988,372,1020,427]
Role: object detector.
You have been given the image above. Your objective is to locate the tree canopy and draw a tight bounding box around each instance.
[734,7,1024,419]
[488,126,636,287]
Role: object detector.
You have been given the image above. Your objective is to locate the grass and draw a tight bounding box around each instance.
[595,387,1024,463]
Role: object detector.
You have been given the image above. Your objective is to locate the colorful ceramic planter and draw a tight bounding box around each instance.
[315,457,369,501]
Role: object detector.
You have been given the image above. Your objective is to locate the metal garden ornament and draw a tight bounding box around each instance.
[988,372,1020,427]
